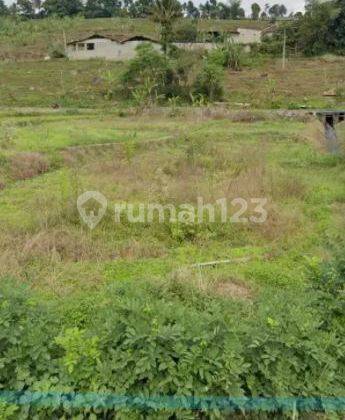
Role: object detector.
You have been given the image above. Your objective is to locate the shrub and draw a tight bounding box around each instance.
[0,255,345,418]
[207,38,244,71]
[9,152,50,181]
[48,42,66,59]
[193,60,224,102]
[121,43,170,101]
[173,20,198,42]
[120,43,223,103]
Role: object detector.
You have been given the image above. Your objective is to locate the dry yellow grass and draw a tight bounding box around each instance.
[226,57,345,109]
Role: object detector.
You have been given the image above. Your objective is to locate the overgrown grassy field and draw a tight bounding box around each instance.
[1,56,344,109]
[226,55,345,109]
[0,108,343,292]
[0,108,345,416]
[1,16,344,110]
[1,13,345,418]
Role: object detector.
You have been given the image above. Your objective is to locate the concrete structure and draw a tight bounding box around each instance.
[236,27,262,44]
[66,26,276,61]
[314,110,345,154]
[315,110,345,128]
[66,34,161,61]
[174,28,267,53]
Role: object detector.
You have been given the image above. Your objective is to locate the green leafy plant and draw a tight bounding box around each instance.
[55,327,100,375]
[193,60,224,102]
[48,42,66,59]
[0,248,344,417]
[207,38,244,71]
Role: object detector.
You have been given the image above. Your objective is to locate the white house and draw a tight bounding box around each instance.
[66,34,161,61]
[66,26,276,61]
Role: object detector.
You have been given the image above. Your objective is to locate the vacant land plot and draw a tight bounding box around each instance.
[226,56,345,109]
[1,56,344,109]
[0,109,344,294]
[0,109,344,417]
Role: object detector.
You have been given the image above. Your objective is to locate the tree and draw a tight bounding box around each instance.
[278,4,287,17]
[152,0,182,52]
[128,0,154,17]
[0,0,8,15]
[32,0,42,11]
[267,3,288,19]
[268,4,280,18]
[103,0,123,16]
[294,11,303,19]
[183,0,200,18]
[84,0,108,17]
[251,2,260,19]
[16,0,35,18]
[42,0,84,16]
[265,0,340,56]
[296,0,336,54]
[228,0,245,19]
[218,2,231,19]
[173,19,198,41]
[84,0,122,18]
[199,1,212,18]
[328,0,345,52]
[200,0,220,18]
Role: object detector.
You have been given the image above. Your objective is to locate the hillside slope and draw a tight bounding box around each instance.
[0,16,270,60]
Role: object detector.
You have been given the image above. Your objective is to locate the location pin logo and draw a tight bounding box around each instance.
[77,191,107,230]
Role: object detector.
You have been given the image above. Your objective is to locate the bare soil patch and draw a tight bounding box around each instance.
[214,279,252,300]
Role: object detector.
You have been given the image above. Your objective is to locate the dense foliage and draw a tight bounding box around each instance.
[263,0,345,56]
[0,250,344,418]
[1,0,291,20]
[120,43,224,103]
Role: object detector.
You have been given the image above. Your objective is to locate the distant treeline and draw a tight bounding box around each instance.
[264,0,345,56]
[0,0,296,20]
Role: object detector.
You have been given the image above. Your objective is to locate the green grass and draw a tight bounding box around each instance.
[1,55,344,109]
[226,56,345,109]
[0,109,344,417]
[0,59,125,108]
[0,110,344,297]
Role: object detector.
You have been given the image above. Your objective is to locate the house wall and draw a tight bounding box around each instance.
[236,28,262,44]
[66,38,161,61]
[66,29,264,61]
[174,29,262,52]
[173,42,216,51]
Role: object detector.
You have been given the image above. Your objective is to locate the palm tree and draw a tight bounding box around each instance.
[152,0,182,53]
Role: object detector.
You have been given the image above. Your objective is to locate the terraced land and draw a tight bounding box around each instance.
[1,107,345,417]
[0,109,344,295]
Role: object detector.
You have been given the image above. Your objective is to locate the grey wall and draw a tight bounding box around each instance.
[66,38,162,61]
[66,29,263,61]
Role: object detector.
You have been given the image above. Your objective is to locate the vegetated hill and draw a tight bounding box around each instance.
[0,16,271,60]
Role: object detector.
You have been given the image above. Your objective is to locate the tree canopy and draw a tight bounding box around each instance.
[5,0,289,20]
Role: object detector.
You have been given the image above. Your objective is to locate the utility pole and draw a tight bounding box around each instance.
[62,30,67,53]
[282,28,286,70]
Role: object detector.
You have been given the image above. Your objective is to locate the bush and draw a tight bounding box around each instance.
[120,44,223,104]
[207,38,244,71]
[121,43,171,103]
[1,248,344,417]
[173,20,198,42]
[48,42,66,59]
[193,60,224,102]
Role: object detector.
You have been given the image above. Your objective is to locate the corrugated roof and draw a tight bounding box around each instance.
[67,33,160,45]
[261,25,278,35]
